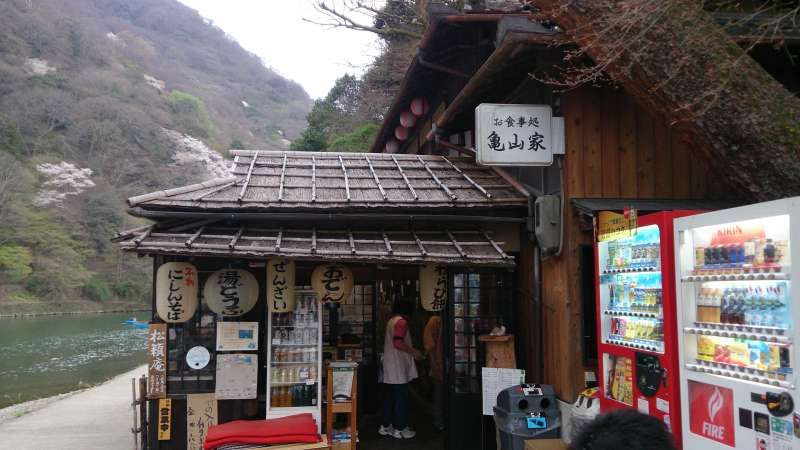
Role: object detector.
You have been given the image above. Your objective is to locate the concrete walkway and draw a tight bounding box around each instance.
[0,365,146,450]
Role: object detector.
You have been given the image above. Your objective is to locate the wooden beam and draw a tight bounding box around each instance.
[382,230,394,255]
[446,229,467,258]
[339,155,351,202]
[483,230,510,259]
[411,230,427,256]
[185,226,205,248]
[364,155,388,201]
[391,155,419,200]
[311,228,317,254]
[278,152,287,202]
[348,229,356,255]
[311,156,317,202]
[442,156,492,198]
[228,227,245,249]
[133,226,153,247]
[237,151,259,202]
[275,227,283,252]
[192,180,239,201]
[417,156,456,200]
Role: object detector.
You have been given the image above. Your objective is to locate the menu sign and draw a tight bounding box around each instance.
[311,263,353,303]
[267,258,296,313]
[689,381,735,447]
[155,262,198,323]
[186,393,217,450]
[203,269,259,317]
[147,323,168,398]
[420,263,447,312]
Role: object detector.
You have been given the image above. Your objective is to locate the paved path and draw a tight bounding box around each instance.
[0,365,146,450]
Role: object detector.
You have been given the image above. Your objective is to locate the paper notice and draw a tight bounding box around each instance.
[482,367,525,416]
[656,397,669,414]
[637,397,650,415]
[216,322,258,351]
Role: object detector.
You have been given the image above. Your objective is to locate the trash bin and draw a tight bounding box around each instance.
[493,384,561,450]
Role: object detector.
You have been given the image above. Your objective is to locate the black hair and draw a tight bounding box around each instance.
[570,409,676,450]
[392,298,414,316]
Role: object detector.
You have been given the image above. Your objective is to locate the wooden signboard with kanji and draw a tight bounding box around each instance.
[157,398,172,440]
[147,323,168,398]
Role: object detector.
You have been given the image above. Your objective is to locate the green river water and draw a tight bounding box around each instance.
[0,312,147,408]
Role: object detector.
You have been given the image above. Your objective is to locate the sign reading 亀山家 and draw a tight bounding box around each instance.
[475,103,553,166]
[689,381,735,447]
[598,209,638,242]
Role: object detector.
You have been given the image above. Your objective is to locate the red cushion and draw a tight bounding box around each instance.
[204,414,319,450]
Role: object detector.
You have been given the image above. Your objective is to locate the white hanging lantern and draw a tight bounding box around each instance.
[155,262,199,323]
[203,269,259,317]
[311,263,353,303]
[266,258,296,313]
[419,263,447,312]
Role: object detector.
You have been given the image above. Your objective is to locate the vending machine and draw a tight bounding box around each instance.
[675,198,799,450]
[266,289,323,432]
[596,211,695,448]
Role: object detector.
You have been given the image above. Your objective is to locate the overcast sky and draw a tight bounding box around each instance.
[177,0,380,99]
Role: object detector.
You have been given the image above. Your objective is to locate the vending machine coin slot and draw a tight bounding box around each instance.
[635,352,662,397]
[751,391,795,417]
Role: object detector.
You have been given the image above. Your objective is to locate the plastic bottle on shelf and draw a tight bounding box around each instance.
[744,240,756,267]
[764,239,777,264]
[744,287,756,326]
[696,288,707,322]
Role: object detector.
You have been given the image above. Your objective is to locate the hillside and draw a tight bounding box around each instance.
[0,0,312,313]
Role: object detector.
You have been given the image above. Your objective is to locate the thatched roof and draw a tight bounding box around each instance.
[114,220,514,267]
[127,150,528,212]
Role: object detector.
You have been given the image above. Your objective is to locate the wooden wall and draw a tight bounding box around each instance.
[541,85,730,401]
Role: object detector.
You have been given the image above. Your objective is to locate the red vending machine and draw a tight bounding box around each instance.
[595,211,697,449]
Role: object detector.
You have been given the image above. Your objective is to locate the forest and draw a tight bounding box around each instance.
[0,0,311,312]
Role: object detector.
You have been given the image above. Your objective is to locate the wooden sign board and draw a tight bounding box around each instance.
[187,393,217,450]
[157,398,172,440]
[147,323,167,398]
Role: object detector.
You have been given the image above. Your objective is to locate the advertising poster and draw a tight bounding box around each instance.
[688,381,735,447]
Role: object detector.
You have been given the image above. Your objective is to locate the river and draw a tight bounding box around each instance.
[0,312,147,409]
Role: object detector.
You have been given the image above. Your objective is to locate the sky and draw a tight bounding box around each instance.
[177,0,380,99]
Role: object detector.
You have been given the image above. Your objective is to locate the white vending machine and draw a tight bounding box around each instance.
[674,198,800,450]
[266,289,323,432]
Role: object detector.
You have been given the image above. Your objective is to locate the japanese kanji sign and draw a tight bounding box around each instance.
[311,263,353,303]
[186,393,217,450]
[157,398,172,441]
[420,263,447,312]
[147,323,168,398]
[155,262,198,323]
[266,258,296,313]
[475,103,554,166]
[203,269,259,317]
[597,209,638,242]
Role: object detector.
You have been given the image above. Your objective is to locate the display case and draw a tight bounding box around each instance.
[595,212,695,448]
[675,199,800,450]
[266,289,323,431]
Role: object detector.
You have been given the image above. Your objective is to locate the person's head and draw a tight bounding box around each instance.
[392,298,414,317]
[570,409,676,450]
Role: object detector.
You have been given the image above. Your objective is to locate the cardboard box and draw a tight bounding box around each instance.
[524,438,568,450]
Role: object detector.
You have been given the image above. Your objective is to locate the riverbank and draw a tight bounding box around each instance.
[0,365,146,449]
[0,298,148,318]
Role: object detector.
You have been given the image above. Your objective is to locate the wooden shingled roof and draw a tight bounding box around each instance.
[127,150,528,212]
[114,222,514,267]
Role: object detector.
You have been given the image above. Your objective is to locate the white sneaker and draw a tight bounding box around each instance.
[394,427,416,439]
[379,425,395,436]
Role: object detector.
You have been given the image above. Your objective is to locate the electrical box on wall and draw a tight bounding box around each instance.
[534,195,561,254]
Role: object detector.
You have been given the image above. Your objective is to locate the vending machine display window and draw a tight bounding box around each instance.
[603,354,633,406]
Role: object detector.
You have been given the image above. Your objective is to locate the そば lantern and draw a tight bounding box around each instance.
[155,262,199,323]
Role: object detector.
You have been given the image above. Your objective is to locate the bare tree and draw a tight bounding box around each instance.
[536,0,800,199]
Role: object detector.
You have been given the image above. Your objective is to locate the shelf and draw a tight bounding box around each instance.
[686,362,793,389]
[683,267,791,282]
[691,321,789,337]
[603,309,662,319]
[271,380,318,386]
[602,267,660,275]
[272,326,318,329]
[272,361,317,365]
[272,343,318,347]
[684,326,791,344]
[604,336,663,352]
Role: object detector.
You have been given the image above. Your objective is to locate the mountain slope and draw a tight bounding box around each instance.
[0,0,312,312]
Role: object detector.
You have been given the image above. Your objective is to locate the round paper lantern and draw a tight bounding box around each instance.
[311,263,353,303]
[410,97,430,117]
[419,263,447,312]
[267,258,296,313]
[400,111,417,128]
[203,269,259,317]
[395,125,409,141]
[385,139,400,153]
[155,262,199,323]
